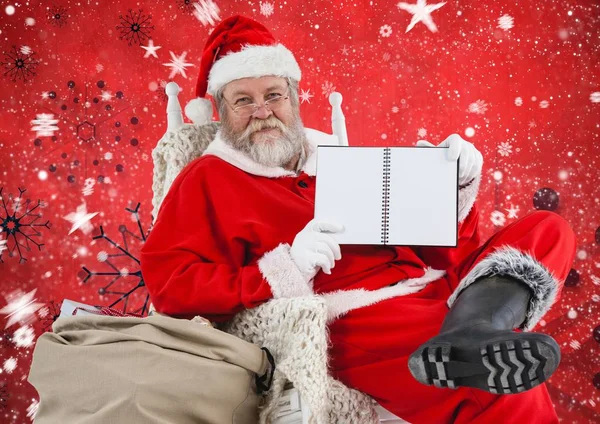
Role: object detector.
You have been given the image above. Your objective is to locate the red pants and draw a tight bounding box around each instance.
[328,211,577,424]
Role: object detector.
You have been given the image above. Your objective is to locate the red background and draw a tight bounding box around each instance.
[0,0,599,422]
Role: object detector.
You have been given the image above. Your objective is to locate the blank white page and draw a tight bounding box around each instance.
[387,147,457,246]
[314,146,384,244]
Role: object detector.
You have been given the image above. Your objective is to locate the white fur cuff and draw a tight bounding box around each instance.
[258,243,312,298]
[447,246,560,331]
[458,172,481,223]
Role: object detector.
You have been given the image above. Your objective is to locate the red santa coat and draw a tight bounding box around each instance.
[141,127,576,423]
[141,128,479,322]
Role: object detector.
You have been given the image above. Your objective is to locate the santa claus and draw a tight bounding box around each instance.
[140,15,576,423]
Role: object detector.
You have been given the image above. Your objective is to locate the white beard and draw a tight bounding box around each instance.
[221,113,306,169]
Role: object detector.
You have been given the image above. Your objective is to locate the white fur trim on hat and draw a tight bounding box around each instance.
[207,44,301,96]
[184,97,213,125]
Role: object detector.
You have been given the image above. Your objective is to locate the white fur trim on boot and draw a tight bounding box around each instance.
[258,243,313,298]
[207,44,302,96]
[447,246,560,331]
[184,97,213,125]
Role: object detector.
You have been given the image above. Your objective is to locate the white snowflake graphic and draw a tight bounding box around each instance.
[13,325,35,348]
[379,24,392,37]
[193,0,221,26]
[391,106,399,113]
[27,399,39,421]
[82,177,96,196]
[467,100,488,115]
[3,357,17,374]
[321,81,336,98]
[299,88,313,104]
[30,113,59,137]
[63,202,99,235]
[490,210,506,227]
[96,63,104,73]
[163,51,195,79]
[528,120,536,128]
[100,91,113,101]
[0,289,44,329]
[591,275,600,286]
[589,92,600,103]
[514,97,523,106]
[382,52,391,62]
[539,100,549,108]
[498,141,513,157]
[505,204,519,219]
[20,45,33,55]
[260,1,274,17]
[341,45,350,55]
[0,236,6,255]
[417,128,427,138]
[497,14,514,31]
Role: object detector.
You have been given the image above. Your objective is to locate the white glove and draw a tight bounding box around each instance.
[290,219,344,283]
[416,134,483,186]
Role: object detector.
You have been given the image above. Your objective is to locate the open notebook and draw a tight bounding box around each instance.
[314,146,458,246]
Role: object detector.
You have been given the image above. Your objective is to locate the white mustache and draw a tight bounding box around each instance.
[242,117,288,140]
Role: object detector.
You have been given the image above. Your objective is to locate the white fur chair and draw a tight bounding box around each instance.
[151,82,408,424]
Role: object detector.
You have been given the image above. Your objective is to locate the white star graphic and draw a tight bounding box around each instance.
[141,39,162,59]
[163,51,194,79]
[299,88,314,104]
[0,289,44,329]
[63,202,99,235]
[341,45,350,55]
[505,204,520,219]
[397,0,446,33]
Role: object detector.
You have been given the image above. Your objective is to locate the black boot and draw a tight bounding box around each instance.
[408,274,560,394]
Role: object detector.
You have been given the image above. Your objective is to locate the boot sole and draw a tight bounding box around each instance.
[408,333,560,394]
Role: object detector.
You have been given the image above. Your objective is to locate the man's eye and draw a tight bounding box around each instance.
[267,93,281,98]
[235,97,252,105]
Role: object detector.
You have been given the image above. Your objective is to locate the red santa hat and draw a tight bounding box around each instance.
[185,15,302,125]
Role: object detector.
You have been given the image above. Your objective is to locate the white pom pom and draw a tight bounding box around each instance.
[185,97,213,125]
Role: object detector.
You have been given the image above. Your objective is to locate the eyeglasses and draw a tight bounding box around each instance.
[225,88,290,118]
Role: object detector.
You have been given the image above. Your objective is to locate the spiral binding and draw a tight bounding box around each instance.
[381,147,391,244]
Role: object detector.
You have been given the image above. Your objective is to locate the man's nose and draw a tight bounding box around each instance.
[252,104,273,119]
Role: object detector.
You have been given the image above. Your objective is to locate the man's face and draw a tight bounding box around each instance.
[219,76,306,168]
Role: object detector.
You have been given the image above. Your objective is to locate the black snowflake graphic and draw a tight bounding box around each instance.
[176,0,196,14]
[47,5,69,27]
[0,383,8,409]
[36,79,142,185]
[38,300,62,332]
[0,45,40,82]
[0,187,51,264]
[116,9,154,46]
[79,202,151,316]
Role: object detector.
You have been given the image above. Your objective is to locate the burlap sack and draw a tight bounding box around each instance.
[28,313,273,424]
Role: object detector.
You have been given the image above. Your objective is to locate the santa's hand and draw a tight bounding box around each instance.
[290,219,344,283]
[416,134,483,186]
